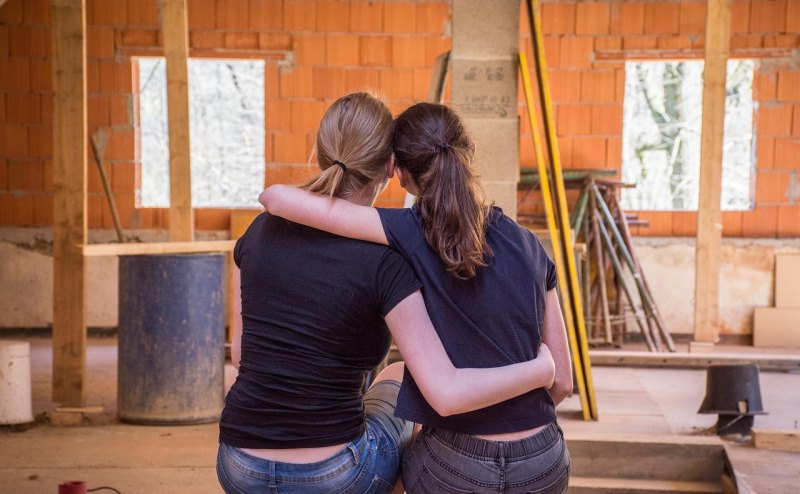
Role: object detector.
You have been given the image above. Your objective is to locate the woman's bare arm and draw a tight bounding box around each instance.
[384,290,555,417]
[541,289,572,404]
[259,185,387,245]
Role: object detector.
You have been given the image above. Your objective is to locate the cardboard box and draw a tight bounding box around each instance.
[451,58,518,120]
[753,307,800,348]
[775,254,800,308]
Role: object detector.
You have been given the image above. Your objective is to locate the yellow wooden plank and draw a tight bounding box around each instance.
[520,52,590,422]
[527,0,597,419]
[161,0,194,241]
[82,240,236,257]
[51,0,88,407]
[694,0,732,343]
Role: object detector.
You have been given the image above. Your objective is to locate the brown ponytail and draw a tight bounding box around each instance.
[303,92,394,200]
[392,103,491,279]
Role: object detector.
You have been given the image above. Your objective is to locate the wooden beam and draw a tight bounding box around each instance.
[694,0,732,344]
[753,429,800,452]
[51,0,88,407]
[160,0,193,241]
[82,240,236,257]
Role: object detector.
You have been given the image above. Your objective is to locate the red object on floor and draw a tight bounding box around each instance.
[58,481,87,494]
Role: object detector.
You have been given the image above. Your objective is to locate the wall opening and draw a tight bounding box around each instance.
[621,60,754,211]
[135,57,266,208]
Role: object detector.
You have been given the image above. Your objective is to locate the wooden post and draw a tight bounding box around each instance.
[694,0,732,343]
[160,0,194,241]
[51,0,88,406]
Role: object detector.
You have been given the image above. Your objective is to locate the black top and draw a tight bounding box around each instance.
[377,206,558,435]
[219,213,421,448]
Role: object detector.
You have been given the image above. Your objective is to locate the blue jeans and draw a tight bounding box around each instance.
[402,422,570,494]
[217,380,411,494]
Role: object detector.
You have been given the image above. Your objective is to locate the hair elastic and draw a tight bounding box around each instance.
[435,143,449,153]
[332,160,347,172]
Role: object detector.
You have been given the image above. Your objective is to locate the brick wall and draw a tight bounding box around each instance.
[0,0,798,236]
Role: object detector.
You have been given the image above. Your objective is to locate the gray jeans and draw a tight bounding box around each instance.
[401,422,570,494]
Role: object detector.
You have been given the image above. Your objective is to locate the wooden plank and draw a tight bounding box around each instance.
[569,477,723,493]
[694,0,732,343]
[753,429,800,452]
[589,350,800,372]
[160,0,193,241]
[51,0,88,407]
[82,240,236,257]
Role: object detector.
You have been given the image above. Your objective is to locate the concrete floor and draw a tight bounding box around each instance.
[1,337,798,494]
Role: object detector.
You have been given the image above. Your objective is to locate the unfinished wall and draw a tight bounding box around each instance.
[1,0,799,332]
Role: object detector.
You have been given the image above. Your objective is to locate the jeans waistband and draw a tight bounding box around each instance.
[425,421,561,460]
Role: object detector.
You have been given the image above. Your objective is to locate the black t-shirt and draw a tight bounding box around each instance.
[219,213,421,448]
[377,205,558,435]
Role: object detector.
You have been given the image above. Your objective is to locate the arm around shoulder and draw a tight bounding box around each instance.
[542,289,573,404]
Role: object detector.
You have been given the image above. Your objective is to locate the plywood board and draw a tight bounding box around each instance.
[753,307,800,348]
[775,254,800,308]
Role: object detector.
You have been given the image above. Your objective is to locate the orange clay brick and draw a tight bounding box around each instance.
[86,60,100,93]
[741,206,779,237]
[413,68,433,101]
[557,137,574,168]
[350,2,383,33]
[416,3,449,34]
[258,32,292,51]
[610,2,645,35]
[360,36,392,67]
[774,138,800,169]
[215,0,248,29]
[191,30,223,49]
[0,0,22,24]
[788,1,800,32]
[756,136,775,168]
[731,1,751,33]
[0,58,30,91]
[754,71,777,101]
[87,162,104,193]
[23,0,50,24]
[794,105,800,136]
[571,137,606,168]
[266,99,291,131]
[542,3,575,35]
[127,0,158,26]
[105,129,135,161]
[9,25,46,58]
[556,104,592,135]
[0,160,6,189]
[657,36,693,50]
[425,36,452,67]
[576,2,609,35]
[27,125,52,157]
[249,0,282,30]
[679,2,706,34]
[29,59,51,92]
[7,160,43,191]
[392,37,427,69]
[325,34,359,66]
[110,162,135,194]
[87,27,115,58]
[671,211,697,236]
[379,68,415,100]
[312,67,346,99]
[195,209,230,231]
[384,3,416,33]
[758,105,793,135]
[590,104,623,135]
[91,0,126,25]
[559,37,593,69]
[0,194,14,224]
[316,1,348,32]
[623,36,658,50]
[273,132,310,163]
[0,25,8,57]
[344,68,379,93]
[32,194,53,225]
[581,70,616,102]
[86,195,101,228]
[265,65,280,99]
[290,100,325,132]
[0,125,28,156]
[121,29,159,47]
[730,34,763,49]
[749,0,787,33]
[645,3,680,34]
[756,170,792,203]
[109,95,131,126]
[595,37,622,51]
[634,211,673,237]
[722,211,743,237]
[11,194,34,226]
[763,34,800,48]
[188,0,216,29]
[5,93,40,124]
[606,136,622,170]
[112,193,137,229]
[224,32,259,50]
[279,66,313,98]
[776,71,800,101]
[777,205,800,237]
[547,70,581,102]
[293,34,326,65]
[284,0,316,31]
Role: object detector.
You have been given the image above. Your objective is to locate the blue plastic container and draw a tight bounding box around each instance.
[118,253,225,424]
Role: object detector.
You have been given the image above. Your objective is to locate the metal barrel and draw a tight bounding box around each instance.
[117,253,225,424]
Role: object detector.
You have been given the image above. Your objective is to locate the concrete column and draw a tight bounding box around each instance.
[451,0,520,219]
